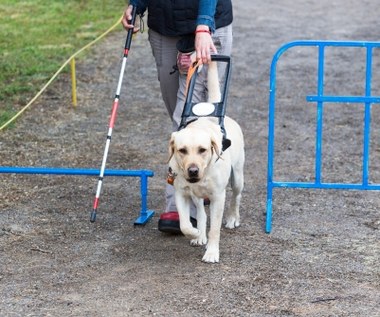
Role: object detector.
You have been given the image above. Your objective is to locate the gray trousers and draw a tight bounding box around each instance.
[148,24,233,214]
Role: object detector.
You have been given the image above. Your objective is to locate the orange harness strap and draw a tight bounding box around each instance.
[185,59,203,97]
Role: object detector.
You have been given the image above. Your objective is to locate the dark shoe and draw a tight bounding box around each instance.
[158,211,197,234]
[203,198,210,206]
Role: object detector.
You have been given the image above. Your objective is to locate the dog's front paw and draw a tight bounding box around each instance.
[181,226,200,240]
[225,216,240,229]
[190,234,207,246]
[202,246,219,263]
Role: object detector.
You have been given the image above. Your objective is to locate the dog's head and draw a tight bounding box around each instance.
[168,120,222,183]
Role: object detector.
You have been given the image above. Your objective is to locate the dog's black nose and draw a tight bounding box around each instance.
[188,166,199,178]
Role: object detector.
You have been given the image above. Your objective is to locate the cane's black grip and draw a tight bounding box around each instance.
[124,6,137,51]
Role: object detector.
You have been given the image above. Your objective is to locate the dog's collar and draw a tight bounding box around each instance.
[167,167,177,185]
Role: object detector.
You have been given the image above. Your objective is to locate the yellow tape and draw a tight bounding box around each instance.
[0,15,123,131]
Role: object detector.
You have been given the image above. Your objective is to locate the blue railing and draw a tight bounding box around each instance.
[266,40,380,233]
[0,166,154,225]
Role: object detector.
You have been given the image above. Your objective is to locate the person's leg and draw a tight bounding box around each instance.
[148,29,179,210]
[148,30,191,232]
[148,29,180,119]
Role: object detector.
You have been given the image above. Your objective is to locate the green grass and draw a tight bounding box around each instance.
[0,0,126,127]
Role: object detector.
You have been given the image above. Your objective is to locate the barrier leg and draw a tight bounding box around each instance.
[134,171,155,225]
[265,186,273,233]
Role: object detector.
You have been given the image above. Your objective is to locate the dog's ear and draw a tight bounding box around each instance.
[167,133,176,163]
[211,138,222,160]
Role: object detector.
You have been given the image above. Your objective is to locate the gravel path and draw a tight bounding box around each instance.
[1,0,379,316]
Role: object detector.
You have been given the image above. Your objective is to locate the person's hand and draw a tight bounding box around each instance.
[177,52,195,74]
[121,5,140,32]
[195,25,217,64]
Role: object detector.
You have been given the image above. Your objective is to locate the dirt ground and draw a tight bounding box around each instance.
[1,0,379,316]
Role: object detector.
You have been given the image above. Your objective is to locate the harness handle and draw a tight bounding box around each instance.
[179,55,232,151]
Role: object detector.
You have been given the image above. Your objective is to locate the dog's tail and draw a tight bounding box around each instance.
[207,61,221,103]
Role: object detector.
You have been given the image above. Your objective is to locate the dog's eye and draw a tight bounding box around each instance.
[179,148,187,155]
[198,147,207,154]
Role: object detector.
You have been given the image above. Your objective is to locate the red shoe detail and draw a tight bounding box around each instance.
[158,211,197,234]
[159,211,179,221]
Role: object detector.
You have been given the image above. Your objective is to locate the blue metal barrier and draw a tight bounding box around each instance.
[0,166,154,225]
[266,40,380,233]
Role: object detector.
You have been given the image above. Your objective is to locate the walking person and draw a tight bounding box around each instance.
[122,0,233,233]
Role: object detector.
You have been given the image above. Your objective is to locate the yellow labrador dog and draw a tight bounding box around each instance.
[168,61,245,263]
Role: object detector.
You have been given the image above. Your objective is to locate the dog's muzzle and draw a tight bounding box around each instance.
[186,164,200,183]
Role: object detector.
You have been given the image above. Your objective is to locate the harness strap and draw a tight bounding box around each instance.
[185,59,203,97]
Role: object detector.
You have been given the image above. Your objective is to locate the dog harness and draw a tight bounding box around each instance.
[178,55,232,152]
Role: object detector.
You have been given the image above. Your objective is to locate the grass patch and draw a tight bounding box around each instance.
[0,106,16,129]
[0,0,126,127]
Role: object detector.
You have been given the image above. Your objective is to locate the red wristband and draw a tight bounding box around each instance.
[195,29,211,35]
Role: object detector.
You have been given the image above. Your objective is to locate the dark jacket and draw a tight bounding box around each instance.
[132,0,233,36]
